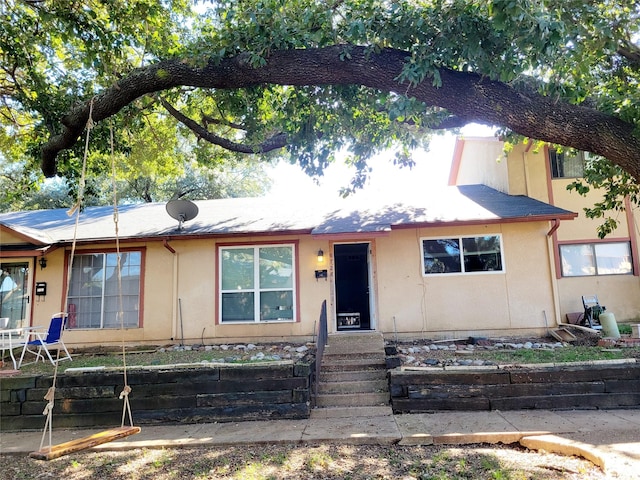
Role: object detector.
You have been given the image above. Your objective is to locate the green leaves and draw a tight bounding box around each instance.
[1,0,639,208]
[567,155,640,238]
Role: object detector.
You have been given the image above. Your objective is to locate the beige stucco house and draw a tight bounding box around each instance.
[451,137,640,324]
[1,138,638,347]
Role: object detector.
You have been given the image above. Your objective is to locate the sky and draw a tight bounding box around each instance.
[266,123,496,201]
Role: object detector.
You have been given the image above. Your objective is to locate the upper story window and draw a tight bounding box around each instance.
[219,244,296,323]
[67,250,142,329]
[421,235,504,275]
[549,149,585,178]
[559,242,632,277]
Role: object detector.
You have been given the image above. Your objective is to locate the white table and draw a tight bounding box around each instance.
[0,327,31,370]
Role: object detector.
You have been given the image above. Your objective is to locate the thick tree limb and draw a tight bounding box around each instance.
[159,97,288,154]
[200,115,245,131]
[430,115,478,130]
[618,41,640,69]
[41,45,640,180]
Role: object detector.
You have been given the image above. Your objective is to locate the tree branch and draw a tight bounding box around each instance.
[429,115,478,130]
[618,41,640,69]
[40,45,640,180]
[159,97,288,154]
[201,114,245,131]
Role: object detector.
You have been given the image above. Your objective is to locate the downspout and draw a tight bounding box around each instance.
[546,220,562,328]
[163,239,178,341]
[624,196,640,276]
[163,239,176,254]
[547,219,560,236]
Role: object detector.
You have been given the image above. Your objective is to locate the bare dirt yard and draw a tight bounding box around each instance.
[1,442,610,480]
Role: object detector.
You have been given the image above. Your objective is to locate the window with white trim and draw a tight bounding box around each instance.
[67,251,141,329]
[421,235,504,275]
[219,244,296,323]
[559,242,632,276]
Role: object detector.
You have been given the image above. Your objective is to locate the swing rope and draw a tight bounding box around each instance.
[108,120,134,428]
[36,98,136,457]
[37,98,94,453]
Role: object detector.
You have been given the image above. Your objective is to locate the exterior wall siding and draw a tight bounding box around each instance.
[26,236,333,347]
[543,154,639,322]
[374,223,557,338]
[452,138,640,325]
[452,138,508,192]
[19,219,563,347]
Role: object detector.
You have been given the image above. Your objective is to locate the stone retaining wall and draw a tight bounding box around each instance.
[390,361,640,412]
[0,360,314,432]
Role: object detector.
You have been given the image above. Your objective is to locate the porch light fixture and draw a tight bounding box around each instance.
[39,257,47,270]
[317,249,324,263]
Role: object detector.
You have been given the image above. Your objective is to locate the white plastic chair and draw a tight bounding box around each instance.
[0,327,29,369]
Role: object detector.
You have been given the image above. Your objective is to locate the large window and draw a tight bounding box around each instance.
[219,244,296,323]
[560,242,632,277]
[67,251,142,329]
[421,235,504,275]
[549,149,585,178]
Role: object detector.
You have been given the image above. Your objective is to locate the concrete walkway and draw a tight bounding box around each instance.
[1,408,639,478]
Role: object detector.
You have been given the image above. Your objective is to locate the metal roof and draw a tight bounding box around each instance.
[0,185,576,246]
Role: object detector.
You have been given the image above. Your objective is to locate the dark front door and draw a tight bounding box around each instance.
[334,243,371,330]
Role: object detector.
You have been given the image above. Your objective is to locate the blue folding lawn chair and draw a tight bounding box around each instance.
[18,312,72,367]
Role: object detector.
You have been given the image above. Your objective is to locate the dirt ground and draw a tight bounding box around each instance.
[0,442,610,480]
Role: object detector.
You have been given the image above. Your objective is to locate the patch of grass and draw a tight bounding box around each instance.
[474,345,640,365]
[404,447,578,480]
[618,324,633,335]
[191,460,215,477]
[386,449,404,467]
[12,345,301,376]
[479,454,501,471]
[260,451,288,466]
[150,448,174,469]
[238,461,271,480]
[305,448,334,472]
[10,335,639,377]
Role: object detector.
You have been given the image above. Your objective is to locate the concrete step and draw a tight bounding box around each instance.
[319,369,387,383]
[321,355,386,365]
[324,334,385,355]
[315,392,390,408]
[317,379,388,395]
[322,351,386,361]
[310,405,393,419]
[326,332,384,344]
[319,360,386,372]
[323,343,384,355]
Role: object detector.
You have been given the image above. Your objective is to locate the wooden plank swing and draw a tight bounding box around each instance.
[30,426,141,461]
[29,381,140,460]
[30,104,140,460]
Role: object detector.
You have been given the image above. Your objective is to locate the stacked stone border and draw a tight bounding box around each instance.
[390,360,640,412]
[1,359,314,432]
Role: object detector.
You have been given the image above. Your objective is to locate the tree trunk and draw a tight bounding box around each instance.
[41,45,640,180]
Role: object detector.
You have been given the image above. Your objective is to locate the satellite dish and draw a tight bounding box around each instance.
[166,199,199,231]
